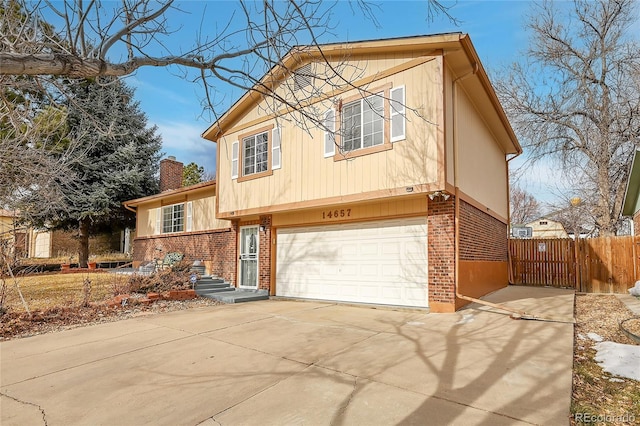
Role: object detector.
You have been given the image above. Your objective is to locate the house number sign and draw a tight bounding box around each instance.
[322,208,352,219]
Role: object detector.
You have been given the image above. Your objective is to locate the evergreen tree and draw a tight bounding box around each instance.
[52,78,161,266]
[182,162,205,187]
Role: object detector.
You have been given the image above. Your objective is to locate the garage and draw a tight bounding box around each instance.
[276,217,428,308]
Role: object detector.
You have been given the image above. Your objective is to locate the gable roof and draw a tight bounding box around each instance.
[201,33,522,155]
[622,149,640,216]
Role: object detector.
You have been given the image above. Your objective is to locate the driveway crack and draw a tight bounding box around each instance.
[331,375,358,426]
[1,392,48,425]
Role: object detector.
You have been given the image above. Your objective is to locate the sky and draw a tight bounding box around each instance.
[117,1,555,202]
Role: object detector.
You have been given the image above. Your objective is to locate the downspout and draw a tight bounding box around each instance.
[123,203,136,213]
[450,65,561,321]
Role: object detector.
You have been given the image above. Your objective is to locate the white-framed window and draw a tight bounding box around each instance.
[233,125,281,181]
[341,92,384,152]
[242,131,269,176]
[162,203,185,234]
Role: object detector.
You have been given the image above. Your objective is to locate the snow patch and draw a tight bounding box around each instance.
[406,321,424,326]
[629,281,640,297]
[587,332,604,342]
[594,341,640,381]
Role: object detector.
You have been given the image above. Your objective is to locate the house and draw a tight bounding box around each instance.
[127,33,522,312]
[622,149,640,235]
[0,209,51,259]
[124,157,234,278]
[523,218,569,239]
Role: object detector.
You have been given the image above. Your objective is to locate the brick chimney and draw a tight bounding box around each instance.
[159,156,183,192]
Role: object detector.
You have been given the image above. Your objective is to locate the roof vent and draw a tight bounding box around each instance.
[294,63,314,90]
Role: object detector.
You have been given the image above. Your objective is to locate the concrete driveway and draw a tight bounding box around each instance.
[1,286,575,425]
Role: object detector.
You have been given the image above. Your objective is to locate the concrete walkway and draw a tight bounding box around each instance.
[1,286,575,425]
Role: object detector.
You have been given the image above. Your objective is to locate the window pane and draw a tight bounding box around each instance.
[362,94,384,147]
[243,135,256,175]
[341,100,361,151]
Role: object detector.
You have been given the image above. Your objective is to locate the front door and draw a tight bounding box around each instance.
[239,225,259,288]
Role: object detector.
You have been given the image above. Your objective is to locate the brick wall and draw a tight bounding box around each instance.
[258,215,272,291]
[459,200,508,261]
[427,197,456,307]
[635,212,640,236]
[133,227,236,283]
[159,158,183,192]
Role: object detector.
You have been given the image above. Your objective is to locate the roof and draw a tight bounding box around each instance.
[123,180,216,208]
[622,149,640,216]
[201,33,522,156]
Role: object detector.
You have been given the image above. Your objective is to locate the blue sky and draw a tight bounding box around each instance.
[121,1,554,198]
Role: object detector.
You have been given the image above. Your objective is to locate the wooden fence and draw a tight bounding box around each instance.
[509,236,640,293]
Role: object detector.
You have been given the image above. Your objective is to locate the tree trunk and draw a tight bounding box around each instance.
[78,218,90,268]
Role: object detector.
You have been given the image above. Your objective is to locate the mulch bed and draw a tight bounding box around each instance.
[0,297,222,340]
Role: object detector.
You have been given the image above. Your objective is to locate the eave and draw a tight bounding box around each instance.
[123,180,216,209]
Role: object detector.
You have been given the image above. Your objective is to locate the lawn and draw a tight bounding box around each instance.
[1,272,130,312]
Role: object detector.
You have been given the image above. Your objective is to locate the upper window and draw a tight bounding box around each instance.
[242,132,269,176]
[162,203,184,233]
[232,125,281,182]
[342,93,384,152]
[324,84,405,160]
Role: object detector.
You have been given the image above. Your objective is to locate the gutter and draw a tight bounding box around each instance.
[123,202,136,213]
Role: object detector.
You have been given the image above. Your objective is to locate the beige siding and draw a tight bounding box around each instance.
[273,197,428,227]
[135,189,228,238]
[218,57,443,215]
[456,86,509,219]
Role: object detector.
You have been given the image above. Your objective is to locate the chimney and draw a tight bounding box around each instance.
[159,156,183,192]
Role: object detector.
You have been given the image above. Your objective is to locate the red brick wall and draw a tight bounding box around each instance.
[459,200,508,261]
[635,212,640,236]
[258,215,272,291]
[427,197,456,307]
[159,158,183,192]
[133,227,236,283]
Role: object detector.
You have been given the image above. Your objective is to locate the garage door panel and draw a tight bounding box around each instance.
[276,218,428,308]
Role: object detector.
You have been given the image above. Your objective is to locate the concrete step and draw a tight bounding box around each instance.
[196,287,235,295]
[196,277,225,284]
[195,282,231,290]
[203,289,269,304]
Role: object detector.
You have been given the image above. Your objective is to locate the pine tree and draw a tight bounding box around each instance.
[53,78,162,266]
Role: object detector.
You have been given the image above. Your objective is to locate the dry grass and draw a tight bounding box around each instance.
[19,252,132,265]
[571,294,640,425]
[1,272,132,312]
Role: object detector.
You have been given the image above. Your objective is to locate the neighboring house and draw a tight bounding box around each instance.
[524,218,569,239]
[0,209,50,259]
[124,157,234,278]
[193,32,522,313]
[622,149,640,235]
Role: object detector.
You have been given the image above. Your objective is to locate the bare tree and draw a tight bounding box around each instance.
[510,186,541,224]
[496,0,640,236]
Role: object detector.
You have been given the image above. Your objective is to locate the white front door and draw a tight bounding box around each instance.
[239,225,259,288]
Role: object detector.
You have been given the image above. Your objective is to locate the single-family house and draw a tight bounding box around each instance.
[524,218,569,239]
[622,149,640,235]
[126,33,522,312]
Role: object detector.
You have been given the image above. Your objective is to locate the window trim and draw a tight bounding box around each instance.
[333,83,393,161]
[237,124,274,183]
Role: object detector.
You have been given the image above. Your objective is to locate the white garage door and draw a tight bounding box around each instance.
[276,218,428,308]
